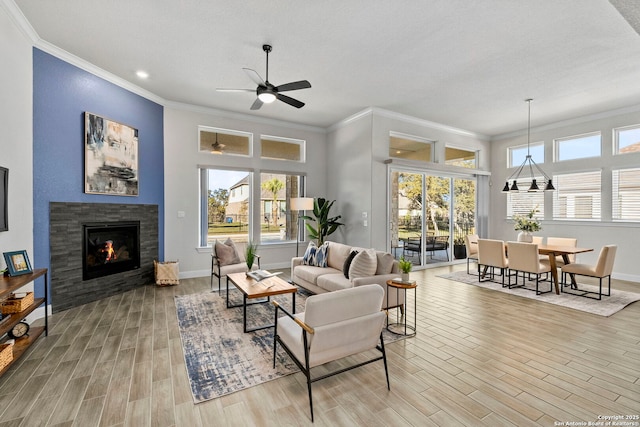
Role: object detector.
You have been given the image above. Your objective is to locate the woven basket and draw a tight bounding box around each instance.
[0,292,34,314]
[0,343,13,371]
[154,260,179,286]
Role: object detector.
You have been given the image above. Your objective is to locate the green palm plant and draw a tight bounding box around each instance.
[300,197,344,245]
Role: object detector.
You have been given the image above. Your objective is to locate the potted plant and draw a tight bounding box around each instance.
[513,205,541,243]
[398,257,412,282]
[300,197,344,245]
[245,241,258,270]
[453,237,467,259]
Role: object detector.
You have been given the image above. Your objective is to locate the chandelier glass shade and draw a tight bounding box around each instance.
[502,99,555,193]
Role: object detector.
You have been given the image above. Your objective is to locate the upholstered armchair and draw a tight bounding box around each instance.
[541,237,578,267]
[210,239,260,292]
[464,234,478,274]
[561,245,617,300]
[273,284,390,422]
[477,239,509,286]
[506,241,552,295]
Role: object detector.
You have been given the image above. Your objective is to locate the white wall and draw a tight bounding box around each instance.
[327,108,491,251]
[0,4,33,270]
[489,108,640,282]
[163,106,327,277]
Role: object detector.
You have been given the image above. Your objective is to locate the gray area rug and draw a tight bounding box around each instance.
[175,288,404,403]
[438,270,640,317]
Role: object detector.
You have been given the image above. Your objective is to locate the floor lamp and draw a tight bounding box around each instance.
[290,197,314,257]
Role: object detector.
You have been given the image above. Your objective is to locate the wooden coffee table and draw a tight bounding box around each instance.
[226,272,298,332]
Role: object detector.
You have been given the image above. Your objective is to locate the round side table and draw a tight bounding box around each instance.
[386,279,417,337]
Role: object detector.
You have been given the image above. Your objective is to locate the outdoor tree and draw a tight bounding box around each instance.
[208,188,229,224]
[261,177,284,226]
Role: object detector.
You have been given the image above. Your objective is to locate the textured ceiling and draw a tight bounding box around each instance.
[12,0,640,136]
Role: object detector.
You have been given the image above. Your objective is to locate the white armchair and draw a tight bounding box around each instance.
[272,284,390,422]
[210,239,260,292]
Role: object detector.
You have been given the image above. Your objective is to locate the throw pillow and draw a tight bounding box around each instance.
[342,250,359,278]
[303,242,318,266]
[376,252,395,275]
[224,238,242,264]
[315,242,329,267]
[349,248,378,280]
[215,239,241,266]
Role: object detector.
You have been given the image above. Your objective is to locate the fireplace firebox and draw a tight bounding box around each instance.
[82,221,140,280]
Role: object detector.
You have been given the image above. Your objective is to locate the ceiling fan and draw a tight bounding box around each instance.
[217,44,311,110]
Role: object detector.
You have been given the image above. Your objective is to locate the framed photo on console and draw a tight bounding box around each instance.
[3,250,33,276]
[84,112,139,196]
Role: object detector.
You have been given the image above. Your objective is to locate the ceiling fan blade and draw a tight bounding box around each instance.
[250,98,263,110]
[276,93,305,109]
[243,68,265,86]
[275,80,311,92]
[216,88,254,92]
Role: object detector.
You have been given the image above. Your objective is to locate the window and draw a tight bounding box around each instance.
[553,171,601,220]
[389,134,433,163]
[261,136,304,161]
[260,172,305,243]
[613,168,640,221]
[445,146,477,169]
[199,168,307,246]
[199,127,251,156]
[554,132,601,161]
[614,125,640,154]
[508,142,544,168]
[507,176,544,218]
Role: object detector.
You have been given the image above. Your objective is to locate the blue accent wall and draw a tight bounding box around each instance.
[33,48,164,299]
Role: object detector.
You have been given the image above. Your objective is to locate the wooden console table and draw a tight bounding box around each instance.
[0,268,48,376]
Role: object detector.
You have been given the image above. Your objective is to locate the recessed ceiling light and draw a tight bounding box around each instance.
[136,70,149,79]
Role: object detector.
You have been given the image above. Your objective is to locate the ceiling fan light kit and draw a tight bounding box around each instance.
[217,44,311,110]
[502,99,556,193]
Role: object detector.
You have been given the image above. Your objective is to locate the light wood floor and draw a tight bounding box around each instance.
[0,265,638,426]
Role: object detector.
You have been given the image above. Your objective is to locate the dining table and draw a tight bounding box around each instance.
[536,244,594,295]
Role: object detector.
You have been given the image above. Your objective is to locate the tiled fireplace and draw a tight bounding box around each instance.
[49,202,158,312]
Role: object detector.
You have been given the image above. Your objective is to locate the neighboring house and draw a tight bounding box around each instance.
[225,174,287,224]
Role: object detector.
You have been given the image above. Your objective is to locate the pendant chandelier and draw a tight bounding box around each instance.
[502,99,555,193]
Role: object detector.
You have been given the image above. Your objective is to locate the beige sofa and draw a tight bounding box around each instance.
[291,241,404,309]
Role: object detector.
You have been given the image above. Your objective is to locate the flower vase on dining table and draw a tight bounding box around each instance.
[517,231,533,243]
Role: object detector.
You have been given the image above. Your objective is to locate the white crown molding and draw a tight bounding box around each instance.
[327,107,490,141]
[165,101,326,134]
[492,102,640,141]
[1,0,38,42]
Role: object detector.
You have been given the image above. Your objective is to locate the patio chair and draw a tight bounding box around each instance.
[561,245,617,300]
[426,235,449,261]
[272,284,390,422]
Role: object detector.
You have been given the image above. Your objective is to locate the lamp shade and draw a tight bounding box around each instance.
[290,197,314,211]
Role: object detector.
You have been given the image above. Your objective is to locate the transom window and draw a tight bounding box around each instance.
[554,132,601,162]
[614,125,640,155]
[199,126,251,156]
[445,146,477,169]
[553,171,601,220]
[612,167,640,221]
[389,134,433,163]
[508,142,544,168]
[261,136,305,161]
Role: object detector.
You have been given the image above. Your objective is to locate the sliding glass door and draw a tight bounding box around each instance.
[390,168,476,267]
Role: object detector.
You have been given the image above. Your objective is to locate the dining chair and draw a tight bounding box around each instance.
[464,234,478,274]
[477,239,509,286]
[506,241,552,295]
[272,284,389,422]
[561,245,617,300]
